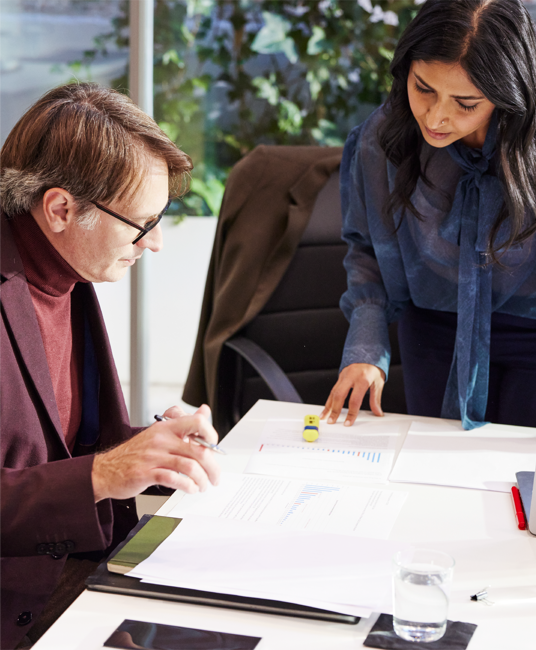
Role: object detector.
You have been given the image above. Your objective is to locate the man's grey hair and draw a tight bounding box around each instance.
[1,168,100,229]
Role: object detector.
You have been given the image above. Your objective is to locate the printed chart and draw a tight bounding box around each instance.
[245,418,399,483]
[261,443,386,463]
[168,473,407,539]
[280,483,341,526]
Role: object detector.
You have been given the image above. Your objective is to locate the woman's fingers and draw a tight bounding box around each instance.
[319,394,333,420]
[322,363,386,425]
[369,376,385,417]
[325,379,351,423]
[344,382,367,426]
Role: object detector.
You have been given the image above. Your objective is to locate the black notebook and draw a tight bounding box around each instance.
[86,514,360,625]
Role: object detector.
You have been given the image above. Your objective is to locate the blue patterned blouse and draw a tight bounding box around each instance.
[339,107,536,430]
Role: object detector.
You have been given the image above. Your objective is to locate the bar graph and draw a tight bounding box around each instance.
[279,483,341,527]
[281,484,341,526]
[260,443,383,464]
[246,419,398,483]
[170,473,408,538]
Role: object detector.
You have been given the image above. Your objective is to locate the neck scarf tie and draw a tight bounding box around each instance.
[439,113,504,429]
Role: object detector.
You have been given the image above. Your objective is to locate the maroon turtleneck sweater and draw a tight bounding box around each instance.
[10,213,86,451]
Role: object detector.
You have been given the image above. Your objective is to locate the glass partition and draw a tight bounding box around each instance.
[0,0,128,145]
[2,0,536,214]
[57,0,420,216]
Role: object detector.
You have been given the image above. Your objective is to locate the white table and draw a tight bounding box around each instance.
[33,400,536,650]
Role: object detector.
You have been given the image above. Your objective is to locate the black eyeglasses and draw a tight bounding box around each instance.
[91,198,172,244]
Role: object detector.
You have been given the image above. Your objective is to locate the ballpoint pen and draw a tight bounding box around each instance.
[154,414,227,455]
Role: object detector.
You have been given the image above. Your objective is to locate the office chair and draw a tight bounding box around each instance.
[219,170,407,434]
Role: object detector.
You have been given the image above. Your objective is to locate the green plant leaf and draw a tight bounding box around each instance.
[251,12,298,64]
[278,99,303,135]
[158,121,180,142]
[378,46,395,61]
[189,177,225,216]
[162,49,184,66]
[252,75,279,106]
[307,25,327,56]
[306,70,322,101]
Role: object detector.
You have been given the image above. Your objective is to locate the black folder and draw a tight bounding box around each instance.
[86,514,360,625]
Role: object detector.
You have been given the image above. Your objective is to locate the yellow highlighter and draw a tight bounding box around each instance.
[303,414,320,442]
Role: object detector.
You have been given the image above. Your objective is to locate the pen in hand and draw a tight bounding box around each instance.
[154,414,227,455]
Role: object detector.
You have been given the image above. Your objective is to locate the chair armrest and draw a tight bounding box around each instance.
[224,336,302,403]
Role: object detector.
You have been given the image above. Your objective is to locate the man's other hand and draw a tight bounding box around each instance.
[91,405,221,502]
[320,363,386,427]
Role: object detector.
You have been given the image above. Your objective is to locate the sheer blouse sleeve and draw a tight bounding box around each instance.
[339,120,408,380]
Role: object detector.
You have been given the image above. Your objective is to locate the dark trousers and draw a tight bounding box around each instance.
[398,304,536,428]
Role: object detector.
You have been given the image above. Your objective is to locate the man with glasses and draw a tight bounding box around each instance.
[0,83,221,649]
[91,197,172,245]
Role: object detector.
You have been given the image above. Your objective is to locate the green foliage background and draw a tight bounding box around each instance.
[75,0,420,216]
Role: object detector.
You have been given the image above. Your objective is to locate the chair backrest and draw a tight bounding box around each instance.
[237,171,348,410]
[220,169,406,430]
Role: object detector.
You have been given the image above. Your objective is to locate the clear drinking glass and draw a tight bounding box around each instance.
[392,548,455,643]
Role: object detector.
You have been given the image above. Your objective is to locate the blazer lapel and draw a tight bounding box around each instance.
[1,214,68,454]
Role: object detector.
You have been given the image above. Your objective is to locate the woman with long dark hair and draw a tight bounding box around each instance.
[322,0,536,429]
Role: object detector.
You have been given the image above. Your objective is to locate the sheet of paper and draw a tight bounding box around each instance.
[138,575,372,618]
[166,473,407,539]
[129,515,406,615]
[389,420,536,492]
[244,418,399,483]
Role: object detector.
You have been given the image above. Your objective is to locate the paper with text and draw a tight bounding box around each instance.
[167,473,407,539]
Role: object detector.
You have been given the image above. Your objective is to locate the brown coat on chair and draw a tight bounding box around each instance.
[183,145,343,415]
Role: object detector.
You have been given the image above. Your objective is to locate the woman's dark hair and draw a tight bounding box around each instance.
[378,0,536,262]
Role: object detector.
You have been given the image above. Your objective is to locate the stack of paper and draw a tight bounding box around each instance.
[128,515,407,617]
[125,417,411,618]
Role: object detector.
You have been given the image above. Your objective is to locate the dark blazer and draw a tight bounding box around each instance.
[183,144,343,412]
[0,213,138,649]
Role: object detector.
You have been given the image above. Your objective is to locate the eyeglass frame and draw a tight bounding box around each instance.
[90,197,172,244]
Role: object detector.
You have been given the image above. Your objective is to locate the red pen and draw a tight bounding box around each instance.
[511,486,526,530]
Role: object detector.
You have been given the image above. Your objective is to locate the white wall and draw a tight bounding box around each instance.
[94,216,217,405]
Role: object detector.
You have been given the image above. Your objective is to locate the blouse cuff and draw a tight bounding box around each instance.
[340,303,391,379]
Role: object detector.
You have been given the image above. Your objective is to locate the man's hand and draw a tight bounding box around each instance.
[320,363,386,427]
[91,405,221,502]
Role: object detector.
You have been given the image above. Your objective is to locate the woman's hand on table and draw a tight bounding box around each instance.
[320,363,386,427]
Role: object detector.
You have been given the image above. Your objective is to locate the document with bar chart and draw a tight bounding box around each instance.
[244,418,399,483]
[166,473,407,539]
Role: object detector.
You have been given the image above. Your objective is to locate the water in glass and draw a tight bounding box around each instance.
[393,560,451,642]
